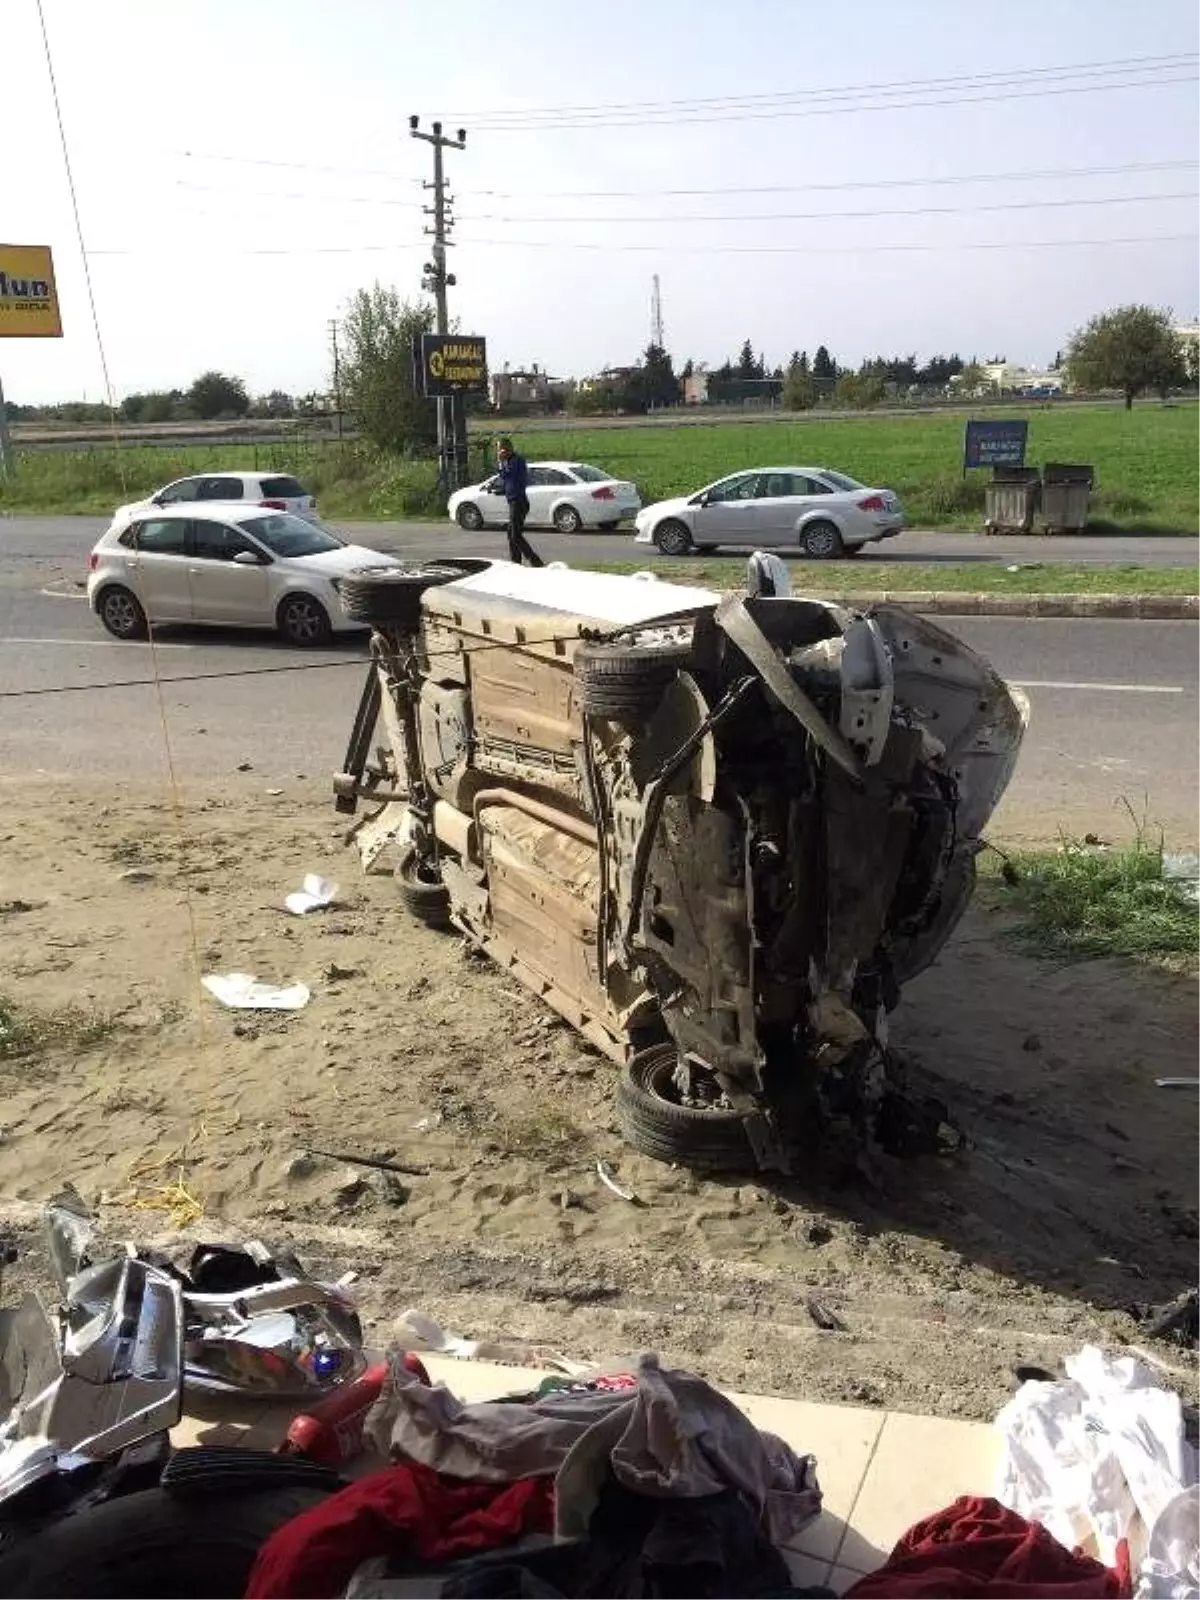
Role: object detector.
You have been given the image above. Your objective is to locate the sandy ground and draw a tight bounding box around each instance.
[1,780,1196,1421]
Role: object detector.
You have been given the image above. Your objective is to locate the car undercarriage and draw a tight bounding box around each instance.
[334,556,1027,1175]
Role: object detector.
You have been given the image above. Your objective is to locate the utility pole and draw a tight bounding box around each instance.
[409,116,466,491]
[328,318,343,439]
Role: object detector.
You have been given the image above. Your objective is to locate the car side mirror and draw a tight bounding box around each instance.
[692,492,710,508]
[232,550,264,566]
[150,493,164,506]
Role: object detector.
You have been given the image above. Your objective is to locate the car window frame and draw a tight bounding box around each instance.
[126,516,190,556]
[156,477,202,506]
[703,472,761,505]
[196,476,247,502]
[536,467,574,487]
[802,476,835,496]
[188,516,269,564]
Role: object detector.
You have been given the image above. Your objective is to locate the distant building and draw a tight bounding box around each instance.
[578,364,641,393]
[683,370,709,405]
[490,364,568,412]
[979,361,1063,395]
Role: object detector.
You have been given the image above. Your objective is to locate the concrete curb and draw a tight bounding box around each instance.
[818,591,1199,620]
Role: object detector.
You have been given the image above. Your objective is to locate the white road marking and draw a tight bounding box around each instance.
[0,638,195,650]
[1012,679,1183,695]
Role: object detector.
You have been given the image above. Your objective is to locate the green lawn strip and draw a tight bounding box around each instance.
[2,402,1196,533]
[979,837,1198,971]
[577,560,1197,596]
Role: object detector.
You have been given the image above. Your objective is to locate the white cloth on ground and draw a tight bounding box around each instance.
[365,1349,821,1549]
[994,1343,1198,1595]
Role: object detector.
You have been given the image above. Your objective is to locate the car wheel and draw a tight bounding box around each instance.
[653,518,693,556]
[97,585,148,641]
[616,1045,752,1171]
[801,520,845,559]
[455,502,484,531]
[277,593,332,647]
[553,504,584,534]
[573,633,693,722]
[338,560,492,631]
[0,1481,334,1599]
[395,846,452,928]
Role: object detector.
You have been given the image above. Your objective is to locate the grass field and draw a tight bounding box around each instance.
[2,401,1196,532]
[585,560,1198,595]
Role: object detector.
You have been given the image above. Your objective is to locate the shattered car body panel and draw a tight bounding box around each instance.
[336,559,1027,1172]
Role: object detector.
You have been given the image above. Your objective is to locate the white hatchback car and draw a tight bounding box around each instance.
[448,461,641,534]
[634,466,905,558]
[87,504,398,646]
[113,469,320,524]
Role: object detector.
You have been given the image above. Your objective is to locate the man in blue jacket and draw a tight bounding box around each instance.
[497,437,543,567]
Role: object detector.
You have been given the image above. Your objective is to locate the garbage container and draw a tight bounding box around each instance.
[984,466,1040,534]
[1039,463,1094,534]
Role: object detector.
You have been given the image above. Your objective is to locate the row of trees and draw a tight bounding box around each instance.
[8,372,328,425]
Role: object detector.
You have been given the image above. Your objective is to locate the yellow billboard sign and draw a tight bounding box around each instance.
[0,245,62,337]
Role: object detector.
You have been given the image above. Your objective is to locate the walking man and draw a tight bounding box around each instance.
[496,437,543,567]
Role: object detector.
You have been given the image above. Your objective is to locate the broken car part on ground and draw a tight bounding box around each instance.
[334,555,1027,1176]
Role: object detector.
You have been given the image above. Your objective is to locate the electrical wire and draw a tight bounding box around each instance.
[438,52,1198,120]
[177,152,1199,199]
[460,68,1199,131]
[83,230,1200,260]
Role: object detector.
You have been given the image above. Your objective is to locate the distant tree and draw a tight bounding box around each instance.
[639,343,678,409]
[737,339,758,379]
[812,345,837,381]
[258,389,295,417]
[833,365,886,410]
[339,285,437,451]
[1183,330,1200,387]
[957,361,987,394]
[187,370,249,419]
[918,353,964,387]
[680,358,695,380]
[1065,305,1186,408]
[782,352,817,410]
[711,358,735,387]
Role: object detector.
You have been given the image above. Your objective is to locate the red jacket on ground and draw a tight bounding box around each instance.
[845,1496,1131,1599]
[245,1460,554,1599]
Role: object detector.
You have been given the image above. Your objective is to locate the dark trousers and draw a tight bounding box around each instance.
[506,495,543,566]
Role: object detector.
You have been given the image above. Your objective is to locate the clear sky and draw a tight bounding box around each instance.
[3,0,1197,403]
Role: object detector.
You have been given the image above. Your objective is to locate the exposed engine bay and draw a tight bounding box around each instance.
[335,556,1028,1174]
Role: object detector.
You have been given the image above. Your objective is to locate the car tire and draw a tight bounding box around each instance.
[553,504,584,534]
[573,635,692,722]
[277,593,332,647]
[653,518,693,556]
[616,1045,752,1171]
[455,503,485,531]
[339,560,491,631]
[800,520,845,559]
[97,585,148,641]
[0,1482,334,1599]
[395,846,453,928]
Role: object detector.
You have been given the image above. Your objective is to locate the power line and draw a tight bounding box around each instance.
[178,153,1199,199]
[436,52,1198,120]
[83,230,1198,261]
[464,71,1199,132]
[462,190,1200,228]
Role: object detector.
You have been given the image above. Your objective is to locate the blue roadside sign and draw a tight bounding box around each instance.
[964,419,1029,469]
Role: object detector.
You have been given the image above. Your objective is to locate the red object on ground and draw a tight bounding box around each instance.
[279,1353,431,1467]
[245,1460,554,1599]
[845,1497,1131,1599]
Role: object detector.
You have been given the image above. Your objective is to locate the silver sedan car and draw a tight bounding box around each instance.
[633,466,905,558]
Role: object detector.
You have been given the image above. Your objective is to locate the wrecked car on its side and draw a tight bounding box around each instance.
[334,556,1027,1174]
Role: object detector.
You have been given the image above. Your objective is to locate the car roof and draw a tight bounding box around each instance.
[168,470,267,482]
[720,465,839,476]
[120,502,282,521]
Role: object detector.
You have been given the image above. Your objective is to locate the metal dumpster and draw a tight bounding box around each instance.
[1040,463,1094,533]
[984,466,1040,533]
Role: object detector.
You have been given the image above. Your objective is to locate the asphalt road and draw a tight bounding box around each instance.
[0,514,1196,571]
[1,521,1194,842]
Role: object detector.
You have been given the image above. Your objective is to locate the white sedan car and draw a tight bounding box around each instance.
[634,466,905,558]
[114,469,320,524]
[448,461,641,534]
[87,504,398,646]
